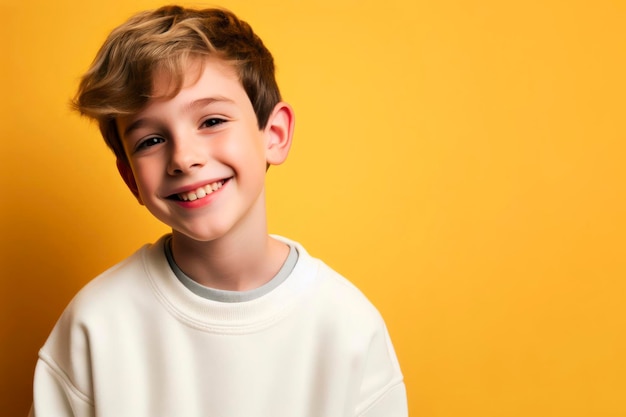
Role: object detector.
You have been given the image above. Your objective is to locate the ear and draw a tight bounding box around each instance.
[264,102,295,166]
[116,159,144,205]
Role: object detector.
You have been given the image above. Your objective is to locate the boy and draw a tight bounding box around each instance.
[30,5,407,416]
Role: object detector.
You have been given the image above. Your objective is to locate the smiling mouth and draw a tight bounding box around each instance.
[169,179,230,201]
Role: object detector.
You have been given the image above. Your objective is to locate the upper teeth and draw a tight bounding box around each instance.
[178,181,224,201]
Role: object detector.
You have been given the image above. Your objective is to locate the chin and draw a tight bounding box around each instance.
[170,224,234,244]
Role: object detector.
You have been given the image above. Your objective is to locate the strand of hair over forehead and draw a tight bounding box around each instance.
[72,6,258,122]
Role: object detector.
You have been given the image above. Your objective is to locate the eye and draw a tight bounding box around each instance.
[201,117,226,128]
[136,136,165,151]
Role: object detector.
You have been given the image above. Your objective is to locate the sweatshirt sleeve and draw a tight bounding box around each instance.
[356,323,409,417]
[358,382,408,417]
[30,291,96,417]
[30,353,94,417]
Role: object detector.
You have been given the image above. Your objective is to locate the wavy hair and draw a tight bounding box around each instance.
[73,5,281,163]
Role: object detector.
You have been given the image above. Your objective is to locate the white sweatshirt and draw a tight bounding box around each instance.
[31,235,407,416]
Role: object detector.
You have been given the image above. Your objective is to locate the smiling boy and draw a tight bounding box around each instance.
[30,6,407,416]
[117,56,292,291]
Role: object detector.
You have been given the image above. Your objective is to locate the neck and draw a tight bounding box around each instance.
[170,220,288,292]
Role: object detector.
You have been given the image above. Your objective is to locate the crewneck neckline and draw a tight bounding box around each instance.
[141,235,319,334]
[164,235,299,303]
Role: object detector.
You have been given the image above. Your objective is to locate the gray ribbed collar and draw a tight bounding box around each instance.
[164,237,299,303]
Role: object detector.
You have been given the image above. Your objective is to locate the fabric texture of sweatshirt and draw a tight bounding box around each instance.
[31,235,408,416]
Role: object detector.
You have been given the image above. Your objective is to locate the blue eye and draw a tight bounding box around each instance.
[137,136,164,150]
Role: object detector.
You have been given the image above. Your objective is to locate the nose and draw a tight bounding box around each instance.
[167,136,207,176]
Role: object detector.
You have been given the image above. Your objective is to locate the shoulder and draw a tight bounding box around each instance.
[51,236,168,331]
[279,237,406,412]
[70,243,153,312]
[314,259,387,336]
[36,237,168,398]
[277,236,386,334]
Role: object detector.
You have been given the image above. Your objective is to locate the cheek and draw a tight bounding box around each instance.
[220,132,267,170]
[132,164,158,194]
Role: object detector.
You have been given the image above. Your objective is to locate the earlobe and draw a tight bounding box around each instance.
[116,159,144,205]
[264,102,295,166]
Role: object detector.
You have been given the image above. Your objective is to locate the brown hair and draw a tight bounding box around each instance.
[72,5,281,163]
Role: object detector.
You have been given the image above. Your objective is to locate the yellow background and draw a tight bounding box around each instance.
[2,0,625,415]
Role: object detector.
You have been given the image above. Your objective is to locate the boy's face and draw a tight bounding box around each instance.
[116,57,293,243]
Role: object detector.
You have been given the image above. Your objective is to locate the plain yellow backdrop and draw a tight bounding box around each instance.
[2,0,625,416]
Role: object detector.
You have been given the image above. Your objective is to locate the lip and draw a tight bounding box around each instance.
[165,177,232,208]
[167,177,231,196]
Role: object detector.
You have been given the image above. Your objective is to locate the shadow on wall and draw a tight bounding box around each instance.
[1,204,85,415]
[0,149,147,415]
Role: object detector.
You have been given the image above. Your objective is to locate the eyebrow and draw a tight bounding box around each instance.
[183,96,235,113]
[122,96,236,137]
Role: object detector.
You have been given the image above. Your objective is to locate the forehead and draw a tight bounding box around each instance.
[151,56,241,100]
[116,57,253,134]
